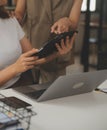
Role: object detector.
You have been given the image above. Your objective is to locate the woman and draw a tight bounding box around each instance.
[0,0,75,88]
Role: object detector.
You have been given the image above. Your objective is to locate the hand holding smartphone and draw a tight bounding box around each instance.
[32,30,78,58]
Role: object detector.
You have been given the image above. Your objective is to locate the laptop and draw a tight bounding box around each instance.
[13,70,107,102]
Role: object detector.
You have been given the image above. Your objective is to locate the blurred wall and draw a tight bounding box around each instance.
[75,0,107,54]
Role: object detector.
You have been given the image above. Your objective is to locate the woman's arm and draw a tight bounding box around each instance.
[51,0,83,33]
[15,0,26,23]
[0,33,76,87]
[69,0,83,29]
[0,49,38,87]
[20,36,33,53]
[0,64,19,86]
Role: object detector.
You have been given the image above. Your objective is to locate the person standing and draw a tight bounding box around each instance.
[15,0,83,83]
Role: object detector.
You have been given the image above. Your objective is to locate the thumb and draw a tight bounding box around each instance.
[51,22,58,33]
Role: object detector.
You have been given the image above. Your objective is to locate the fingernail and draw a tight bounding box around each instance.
[33,48,36,50]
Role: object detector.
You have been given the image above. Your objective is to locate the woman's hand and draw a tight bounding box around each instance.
[56,33,76,55]
[33,34,76,65]
[0,48,38,86]
[13,48,38,74]
[51,17,72,34]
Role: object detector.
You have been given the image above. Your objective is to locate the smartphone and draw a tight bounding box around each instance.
[32,30,78,58]
[0,96,31,109]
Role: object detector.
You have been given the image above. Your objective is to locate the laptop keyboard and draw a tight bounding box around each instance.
[14,86,46,99]
[14,86,35,93]
[25,89,46,99]
[13,82,53,100]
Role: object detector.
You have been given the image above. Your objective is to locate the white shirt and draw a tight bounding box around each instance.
[0,17,25,89]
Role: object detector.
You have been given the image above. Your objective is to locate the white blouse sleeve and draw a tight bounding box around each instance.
[14,17,25,40]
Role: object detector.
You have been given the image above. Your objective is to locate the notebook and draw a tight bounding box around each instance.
[13,70,107,102]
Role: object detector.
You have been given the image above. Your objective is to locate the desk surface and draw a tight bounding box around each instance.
[0,89,107,130]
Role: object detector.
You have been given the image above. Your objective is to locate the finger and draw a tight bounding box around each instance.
[60,39,66,49]
[26,65,35,70]
[54,30,59,34]
[65,36,70,47]
[23,48,38,57]
[51,23,58,33]
[57,25,63,34]
[34,58,47,65]
[66,34,76,51]
[55,43,62,52]
[70,33,76,46]
[65,27,69,32]
[26,61,38,66]
[24,56,38,62]
[65,35,75,50]
[34,53,59,65]
[22,65,35,72]
[60,26,67,33]
[57,25,68,33]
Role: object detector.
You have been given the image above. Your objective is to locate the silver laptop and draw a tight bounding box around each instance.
[13,70,107,102]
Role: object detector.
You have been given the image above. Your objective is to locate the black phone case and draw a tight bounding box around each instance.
[33,30,78,58]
